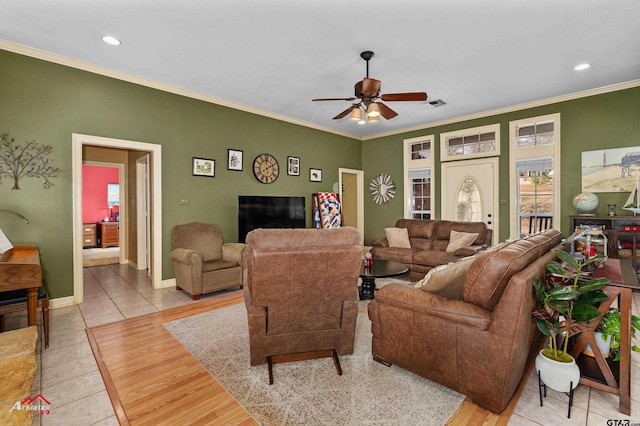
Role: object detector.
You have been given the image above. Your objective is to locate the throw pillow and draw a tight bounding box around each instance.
[446,230,479,253]
[385,227,411,248]
[415,256,475,300]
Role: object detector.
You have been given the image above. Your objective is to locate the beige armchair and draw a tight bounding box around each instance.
[244,227,362,384]
[171,222,244,300]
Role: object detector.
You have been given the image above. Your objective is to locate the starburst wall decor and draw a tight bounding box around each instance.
[370,173,395,204]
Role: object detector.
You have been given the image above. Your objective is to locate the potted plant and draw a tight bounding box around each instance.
[532,249,609,392]
[585,308,640,361]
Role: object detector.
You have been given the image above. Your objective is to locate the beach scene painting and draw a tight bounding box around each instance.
[582,147,640,193]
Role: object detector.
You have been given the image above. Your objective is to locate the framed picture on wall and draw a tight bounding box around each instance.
[288,156,300,176]
[228,149,243,171]
[192,157,215,177]
[310,168,322,182]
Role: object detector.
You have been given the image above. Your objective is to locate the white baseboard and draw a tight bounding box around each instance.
[49,296,75,309]
[160,278,176,289]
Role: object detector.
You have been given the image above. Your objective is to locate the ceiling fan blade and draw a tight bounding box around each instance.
[333,107,354,120]
[359,78,381,96]
[312,97,357,101]
[381,92,428,102]
[377,102,398,120]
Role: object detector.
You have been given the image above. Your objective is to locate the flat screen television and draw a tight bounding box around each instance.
[238,195,306,242]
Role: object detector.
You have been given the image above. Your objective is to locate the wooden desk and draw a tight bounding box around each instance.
[570,258,639,415]
[0,245,42,326]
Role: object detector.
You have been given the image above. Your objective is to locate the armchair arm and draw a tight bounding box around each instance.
[370,237,389,248]
[453,245,487,257]
[170,248,203,266]
[222,243,245,264]
[374,283,491,330]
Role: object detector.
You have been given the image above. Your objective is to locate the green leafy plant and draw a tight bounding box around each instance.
[532,249,609,362]
[596,308,640,361]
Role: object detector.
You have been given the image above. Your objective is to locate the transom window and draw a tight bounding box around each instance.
[515,121,555,148]
[441,124,500,161]
[410,141,431,160]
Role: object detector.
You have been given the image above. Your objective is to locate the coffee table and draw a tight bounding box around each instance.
[359,259,409,300]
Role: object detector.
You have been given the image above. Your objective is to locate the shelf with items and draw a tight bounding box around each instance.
[570,216,640,274]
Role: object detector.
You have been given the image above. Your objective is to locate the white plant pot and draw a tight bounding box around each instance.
[583,331,611,358]
[535,349,581,393]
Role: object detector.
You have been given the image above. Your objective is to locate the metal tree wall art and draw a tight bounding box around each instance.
[0,132,62,190]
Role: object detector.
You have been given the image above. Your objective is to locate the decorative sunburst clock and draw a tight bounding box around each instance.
[370,174,395,204]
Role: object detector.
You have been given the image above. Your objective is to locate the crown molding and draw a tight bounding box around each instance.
[0,40,361,141]
[362,79,640,141]
[2,40,637,143]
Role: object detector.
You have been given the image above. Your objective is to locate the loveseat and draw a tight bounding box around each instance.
[370,218,493,281]
[368,229,563,413]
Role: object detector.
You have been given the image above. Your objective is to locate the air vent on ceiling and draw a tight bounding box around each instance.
[428,99,446,107]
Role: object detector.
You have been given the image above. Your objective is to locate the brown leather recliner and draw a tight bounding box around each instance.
[170,222,245,300]
[243,227,362,383]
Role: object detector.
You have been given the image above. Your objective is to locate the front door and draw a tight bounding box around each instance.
[441,157,498,243]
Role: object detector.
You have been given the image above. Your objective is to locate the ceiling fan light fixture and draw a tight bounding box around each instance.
[350,107,363,120]
[367,102,381,118]
[368,115,379,123]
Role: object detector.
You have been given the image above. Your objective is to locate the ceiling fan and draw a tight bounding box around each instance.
[312,51,428,121]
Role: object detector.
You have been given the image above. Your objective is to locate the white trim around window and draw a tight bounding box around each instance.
[403,135,435,219]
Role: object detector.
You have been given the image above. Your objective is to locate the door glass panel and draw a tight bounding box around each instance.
[456,178,481,222]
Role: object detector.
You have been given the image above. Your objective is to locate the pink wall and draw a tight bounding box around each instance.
[82,165,120,223]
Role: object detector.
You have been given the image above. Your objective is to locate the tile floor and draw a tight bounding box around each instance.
[4,263,640,425]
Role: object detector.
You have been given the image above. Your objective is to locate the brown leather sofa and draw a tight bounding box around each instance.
[368,229,562,413]
[243,227,362,381]
[370,218,493,280]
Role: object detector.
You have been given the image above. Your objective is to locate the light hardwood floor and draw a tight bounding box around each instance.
[86,290,518,425]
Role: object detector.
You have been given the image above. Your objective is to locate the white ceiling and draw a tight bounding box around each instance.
[1,0,639,139]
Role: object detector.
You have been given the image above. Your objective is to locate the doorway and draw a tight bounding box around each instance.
[338,168,364,244]
[441,157,498,244]
[72,134,163,304]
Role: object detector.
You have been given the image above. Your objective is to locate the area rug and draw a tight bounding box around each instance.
[163,291,465,425]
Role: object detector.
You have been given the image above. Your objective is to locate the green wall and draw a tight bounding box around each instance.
[0,50,361,298]
[2,47,639,300]
[363,86,640,243]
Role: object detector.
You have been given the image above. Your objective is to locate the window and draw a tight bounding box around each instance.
[404,135,434,219]
[456,178,481,222]
[516,158,554,237]
[440,124,500,161]
[409,169,431,219]
[509,114,560,238]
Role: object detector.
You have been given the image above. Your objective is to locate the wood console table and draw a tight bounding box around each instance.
[569,258,639,415]
[0,245,42,326]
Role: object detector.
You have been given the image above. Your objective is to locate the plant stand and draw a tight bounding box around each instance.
[537,371,575,418]
[569,258,639,416]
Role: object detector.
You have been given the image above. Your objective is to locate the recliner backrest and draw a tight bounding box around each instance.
[172,222,223,262]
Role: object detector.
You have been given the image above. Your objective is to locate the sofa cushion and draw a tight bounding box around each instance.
[463,239,540,310]
[396,218,437,240]
[446,230,480,252]
[370,246,415,264]
[385,227,411,248]
[412,250,459,267]
[415,256,475,299]
[434,220,487,245]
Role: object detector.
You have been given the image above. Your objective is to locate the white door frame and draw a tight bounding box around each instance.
[136,155,151,273]
[441,157,499,244]
[72,134,163,304]
[83,161,126,265]
[338,168,364,244]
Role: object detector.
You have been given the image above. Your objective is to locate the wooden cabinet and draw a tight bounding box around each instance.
[82,223,96,248]
[97,222,119,249]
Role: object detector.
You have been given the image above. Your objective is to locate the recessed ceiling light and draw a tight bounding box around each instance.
[574,63,591,71]
[101,35,122,46]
